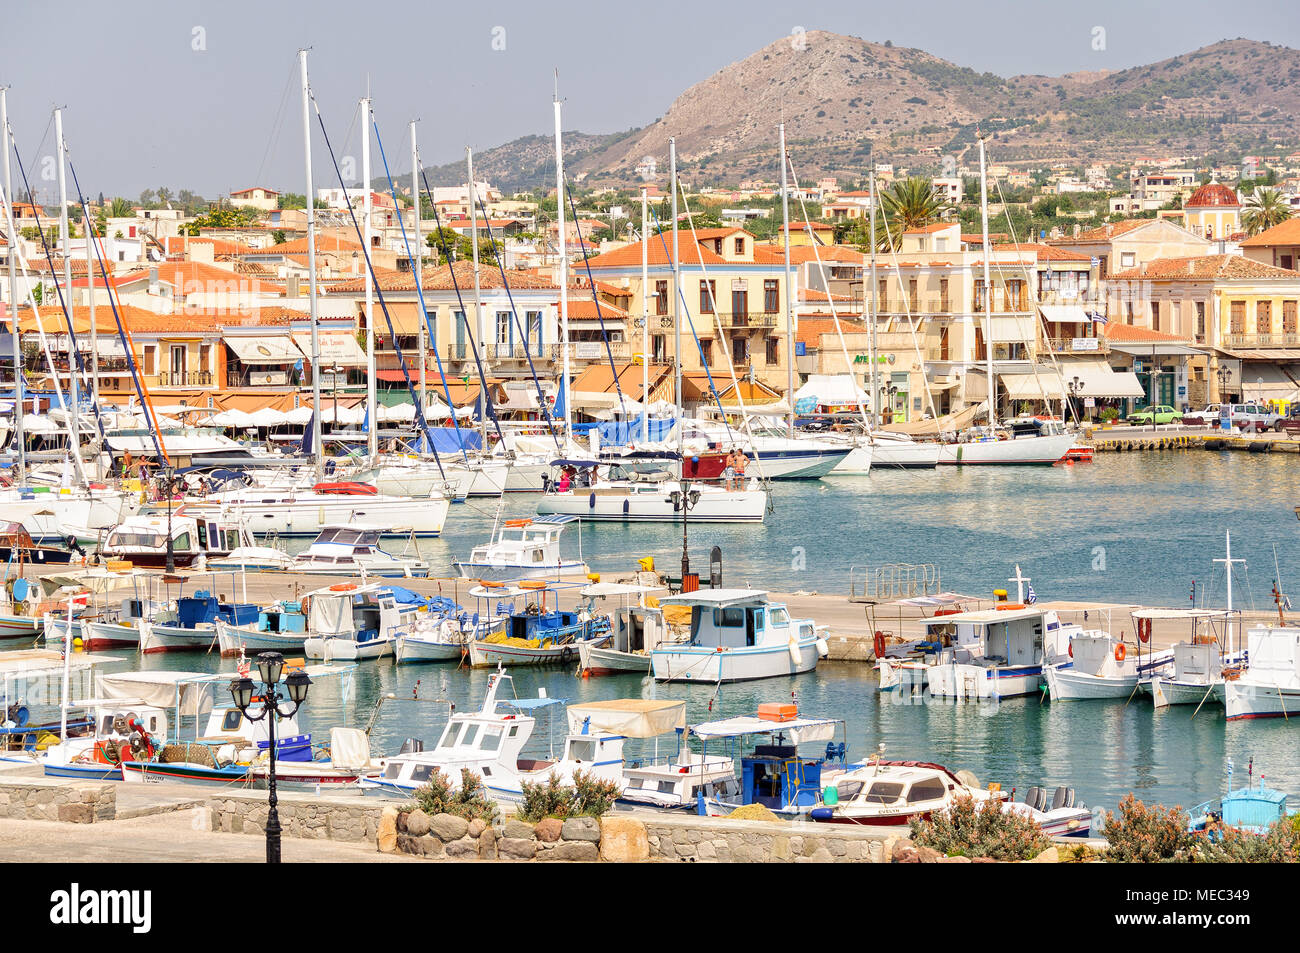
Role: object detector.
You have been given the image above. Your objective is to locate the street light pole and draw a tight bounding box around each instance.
[164,467,175,574]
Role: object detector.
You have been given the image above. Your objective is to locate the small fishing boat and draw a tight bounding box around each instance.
[1188,760,1288,836]
[40,698,169,781]
[465,581,611,668]
[1044,630,1173,701]
[1222,623,1300,721]
[577,583,675,676]
[288,524,431,578]
[0,522,74,564]
[0,576,43,640]
[393,596,475,664]
[139,588,260,654]
[302,582,427,662]
[453,514,589,583]
[246,727,382,791]
[650,589,828,683]
[215,600,310,657]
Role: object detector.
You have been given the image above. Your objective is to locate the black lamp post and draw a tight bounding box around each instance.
[228,652,311,864]
[1216,364,1231,402]
[670,482,702,587]
[1067,376,1084,424]
[163,466,176,574]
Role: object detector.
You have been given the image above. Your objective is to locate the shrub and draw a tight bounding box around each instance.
[1103,794,1194,862]
[405,768,497,823]
[910,795,1051,861]
[517,769,622,822]
[1193,819,1300,863]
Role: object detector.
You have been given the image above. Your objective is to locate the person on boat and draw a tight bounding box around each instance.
[733,450,748,487]
[723,451,736,491]
[556,469,572,493]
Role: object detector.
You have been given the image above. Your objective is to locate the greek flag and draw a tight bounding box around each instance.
[1026,583,1038,605]
[1088,311,1107,325]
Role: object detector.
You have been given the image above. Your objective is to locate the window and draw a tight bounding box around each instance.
[526,311,543,356]
[437,723,462,749]
[700,339,712,367]
[1283,300,1297,334]
[1120,252,1136,269]
[712,607,745,627]
[763,279,779,313]
[1150,301,1161,331]
[766,336,779,364]
[1230,301,1246,334]
[221,710,243,732]
[908,279,918,312]
[1006,279,1025,312]
[939,278,949,313]
[699,280,716,313]
[1196,301,1206,340]
[836,781,864,801]
[734,237,745,256]
[863,782,905,803]
[732,336,748,364]
[410,765,433,782]
[173,532,192,552]
[454,310,467,359]
[974,279,988,313]
[878,278,889,312]
[769,607,789,626]
[569,740,596,762]
[1257,300,1273,336]
[655,280,668,315]
[496,311,511,351]
[906,778,948,803]
[731,287,748,322]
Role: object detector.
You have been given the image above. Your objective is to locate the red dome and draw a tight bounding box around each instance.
[1186,182,1240,208]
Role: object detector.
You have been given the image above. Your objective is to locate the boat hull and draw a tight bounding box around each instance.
[303,636,395,662]
[140,622,217,654]
[452,560,590,584]
[651,639,820,684]
[536,488,766,523]
[927,663,1042,700]
[1150,677,1223,708]
[0,614,41,640]
[395,635,465,664]
[216,621,308,658]
[578,642,651,676]
[938,432,1075,466]
[1224,681,1300,721]
[1044,665,1139,700]
[83,620,144,651]
[467,639,586,668]
[189,494,450,537]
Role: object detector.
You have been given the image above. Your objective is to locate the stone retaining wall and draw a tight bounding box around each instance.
[642,813,888,862]
[0,778,115,824]
[208,790,382,843]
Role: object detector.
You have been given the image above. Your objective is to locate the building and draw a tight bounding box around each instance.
[1048,219,1212,278]
[1240,217,1300,271]
[229,187,280,212]
[1179,182,1243,242]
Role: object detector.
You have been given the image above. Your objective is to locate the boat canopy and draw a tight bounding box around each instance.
[690,715,841,744]
[658,588,769,609]
[99,670,222,717]
[579,583,661,598]
[924,606,1044,625]
[505,697,568,710]
[1130,608,1234,620]
[565,699,685,738]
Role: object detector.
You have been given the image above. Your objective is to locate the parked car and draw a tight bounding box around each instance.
[1228,403,1282,433]
[1181,404,1221,427]
[1127,405,1184,425]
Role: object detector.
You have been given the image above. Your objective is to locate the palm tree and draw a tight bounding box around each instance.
[1242,187,1292,236]
[874,177,954,250]
[108,197,132,218]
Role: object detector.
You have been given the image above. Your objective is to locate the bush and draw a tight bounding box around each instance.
[517,769,622,822]
[1103,794,1194,862]
[1193,818,1300,863]
[910,795,1051,861]
[405,768,497,823]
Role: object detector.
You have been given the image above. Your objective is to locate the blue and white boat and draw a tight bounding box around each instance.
[465,582,611,667]
[216,600,310,657]
[926,604,1075,701]
[302,583,430,662]
[139,589,260,654]
[1188,760,1288,835]
[650,589,828,683]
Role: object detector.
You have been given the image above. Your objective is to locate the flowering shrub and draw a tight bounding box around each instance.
[909,795,1051,861]
[518,769,622,822]
[1193,818,1300,863]
[1102,794,1193,862]
[405,768,498,823]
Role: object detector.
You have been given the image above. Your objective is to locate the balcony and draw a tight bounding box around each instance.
[709,312,779,330]
[1044,337,1109,355]
[155,371,214,387]
[1223,332,1300,348]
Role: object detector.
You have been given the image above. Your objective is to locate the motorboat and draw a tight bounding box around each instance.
[691,709,848,818]
[1044,631,1174,701]
[1147,608,1245,708]
[453,514,589,583]
[466,581,611,668]
[186,482,450,537]
[100,505,256,568]
[925,602,1076,701]
[206,547,295,572]
[1223,624,1300,721]
[394,597,475,664]
[302,582,429,662]
[1002,783,1093,837]
[672,418,851,480]
[810,758,1003,826]
[0,522,75,565]
[289,524,431,578]
[650,589,828,683]
[938,416,1076,466]
[535,459,767,524]
[576,582,677,676]
[245,727,382,791]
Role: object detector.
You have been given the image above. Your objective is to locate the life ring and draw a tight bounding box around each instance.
[560,646,574,663]
[1137,618,1151,643]
[1114,643,1127,662]
[329,583,358,592]
[873,630,886,659]
[996,603,1026,611]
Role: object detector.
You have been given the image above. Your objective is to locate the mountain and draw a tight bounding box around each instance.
[415,128,639,196]
[414,32,1300,193]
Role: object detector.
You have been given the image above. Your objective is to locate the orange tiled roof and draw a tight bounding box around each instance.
[13,304,299,334]
[1239,217,1300,248]
[565,298,629,320]
[110,261,285,294]
[1102,322,1193,344]
[584,237,727,269]
[163,235,252,257]
[903,223,959,235]
[239,234,363,257]
[328,261,557,294]
[1110,254,1300,281]
[795,316,866,347]
[993,242,1092,262]
[1186,182,1240,208]
[1062,220,1159,243]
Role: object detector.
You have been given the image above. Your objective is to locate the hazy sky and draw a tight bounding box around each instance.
[3,0,1298,199]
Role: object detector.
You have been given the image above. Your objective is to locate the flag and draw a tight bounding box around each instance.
[1026,583,1037,605]
[1088,311,1107,325]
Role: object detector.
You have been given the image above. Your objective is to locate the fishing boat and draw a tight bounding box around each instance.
[1044,630,1174,701]
[139,587,260,654]
[301,582,428,662]
[691,708,847,818]
[245,726,382,791]
[0,575,43,640]
[577,582,676,676]
[466,581,611,668]
[925,603,1076,701]
[359,669,624,803]
[394,606,471,664]
[215,599,310,657]
[1222,623,1300,721]
[649,589,828,683]
[288,523,431,578]
[453,514,589,583]
[1188,760,1288,835]
[40,698,169,781]
[83,589,173,651]
[0,521,74,564]
[535,459,767,523]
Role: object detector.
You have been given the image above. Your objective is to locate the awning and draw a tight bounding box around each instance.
[1238,362,1300,399]
[1220,348,1300,360]
[565,699,686,738]
[1108,341,1204,357]
[1057,359,1147,398]
[999,371,1065,400]
[985,315,1037,344]
[226,336,303,365]
[371,302,427,336]
[690,715,840,744]
[292,332,367,366]
[1039,304,1090,324]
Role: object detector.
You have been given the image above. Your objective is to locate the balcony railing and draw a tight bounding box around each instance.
[155,371,214,387]
[710,312,779,330]
[1223,332,1300,348]
[1045,337,1109,354]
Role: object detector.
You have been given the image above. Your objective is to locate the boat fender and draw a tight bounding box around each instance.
[623,499,629,515]
[1114,643,1127,662]
[1067,642,1073,658]
[788,637,801,666]
[561,646,574,663]
[816,637,829,658]
[589,492,596,509]
[873,631,887,659]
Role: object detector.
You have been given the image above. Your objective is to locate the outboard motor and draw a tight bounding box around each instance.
[398,738,424,755]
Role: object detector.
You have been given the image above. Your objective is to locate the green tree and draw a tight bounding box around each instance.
[1242,187,1292,235]
[272,230,287,245]
[108,197,133,218]
[278,192,308,209]
[875,176,954,250]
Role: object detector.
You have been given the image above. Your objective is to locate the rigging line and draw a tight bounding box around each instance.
[418,167,505,446]
[472,190,561,451]
[562,179,628,417]
[252,59,298,199]
[782,152,871,431]
[309,98,442,470]
[369,114,454,477]
[20,111,54,202]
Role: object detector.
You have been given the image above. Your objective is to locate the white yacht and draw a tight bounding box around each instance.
[650,589,829,683]
[453,514,588,583]
[101,505,256,568]
[187,482,450,538]
[536,460,766,523]
[289,524,431,578]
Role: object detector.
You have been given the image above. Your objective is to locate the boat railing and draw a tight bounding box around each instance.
[849,563,942,602]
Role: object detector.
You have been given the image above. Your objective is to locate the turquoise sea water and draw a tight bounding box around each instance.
[10,450,1300,814]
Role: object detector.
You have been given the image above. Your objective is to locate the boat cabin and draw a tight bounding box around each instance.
[580,583,667,654]
[668,589,810,650]
[103,507,254,566]
[305,584,405,647]
[175,591,260,630]
[198,705,310,762]
[297,525,389,567]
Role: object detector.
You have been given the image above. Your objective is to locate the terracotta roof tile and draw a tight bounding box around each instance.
[1110,254,1300,281]
[1239,217,1300,248]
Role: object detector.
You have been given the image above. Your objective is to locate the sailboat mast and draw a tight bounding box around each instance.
[780,122,794,439]
[671,137,681,459]
[86,199,98,414]
[412,121,426,415]
[641,187,649,442]
[868,166,879,430]
[553,88,571,444]
[55,108,79,467]
[978,133,995,427]
[299,49,324,480]
[468,147,486,448]
[362,96,377,462]
[0,88,24,483]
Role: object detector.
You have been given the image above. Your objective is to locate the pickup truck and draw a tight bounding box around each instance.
[1228,403,1283,433]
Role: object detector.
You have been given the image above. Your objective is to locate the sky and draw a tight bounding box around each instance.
[2,0,1298,200]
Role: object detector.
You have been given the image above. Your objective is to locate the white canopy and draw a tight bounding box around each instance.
[1058,360,1147,399]
[99,670,220,717]
[999,371,1066,400]
[565,699,686,738]
[690,715,840,744]
[225,336,303,365]
[794,374,870,408]
[658,588,768,609]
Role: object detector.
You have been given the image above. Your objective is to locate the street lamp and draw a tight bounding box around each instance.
[670,482,703,590]
[1067,375,1084,424]
[1216,364,1231,401]
[163,466,176,574]
[228,652,311,864]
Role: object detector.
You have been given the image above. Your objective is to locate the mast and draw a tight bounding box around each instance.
[412,121,426,416]
[779,122,794,438]
[468,147,486,448]
[553,85,571,444]
[362,96,377,462]
[1,88,23,483]
[300,49,324,480]
[1214,529,1245,656]
[868,166,879,430]
[641,186,649,442]
[978,133,995,427]
[671,137,681,459]
[55,108,79,467]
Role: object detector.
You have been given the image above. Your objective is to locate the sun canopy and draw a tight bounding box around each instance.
[565,699,686,738]
[658,588,768,609]
[99,670,220,717]
[1058,360,1147,398]
[999,371,1066,400]
[225,336,302,365]
[690,715,840,744]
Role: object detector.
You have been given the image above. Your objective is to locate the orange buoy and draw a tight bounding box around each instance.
[1114,643,1127,662]
[996,603,1027,611]
[329,583,358,592]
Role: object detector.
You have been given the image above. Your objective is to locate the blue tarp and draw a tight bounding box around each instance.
[595,416,676,448]
[383,586,430,608]
[418,428,483,454]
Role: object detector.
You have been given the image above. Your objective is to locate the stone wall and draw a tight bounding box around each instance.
[642,813,888,862]
[0,779,116,824]
[208,790,383,843]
